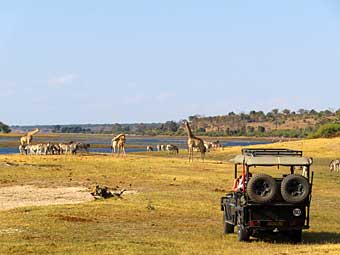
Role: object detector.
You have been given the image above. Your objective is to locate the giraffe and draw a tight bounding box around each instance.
[20,128,40,146]
[111,133,126,156]
[184,121,206,162]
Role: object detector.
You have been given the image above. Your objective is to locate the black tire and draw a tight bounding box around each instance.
[289,229,302,243]
[246,174,278,203]
[237,227,249,242]
[281,174,310,204]
[223,210,234,234]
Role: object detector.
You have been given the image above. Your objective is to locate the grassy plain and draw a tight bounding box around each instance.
[0,137,339,254]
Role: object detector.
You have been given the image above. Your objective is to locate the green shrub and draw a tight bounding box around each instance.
[309,123,340,138]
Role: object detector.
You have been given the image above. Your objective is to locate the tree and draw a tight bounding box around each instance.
[52,125,61,133]
[247,126,255,133]
[266,112,275,121]
[282,109,291,115]
[298,108,307,115]
[0,122,11,133]
[258,126,266,133]
[162,121,179,132]
[271,109,279,115]
[324,109,333,116]
[309,109,317,115]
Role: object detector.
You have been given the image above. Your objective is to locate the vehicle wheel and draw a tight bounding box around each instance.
[246,174,278,203]
[281,174,310,204]
[237,227,249,242]
[223,210,234,234]
[289,229,302,243]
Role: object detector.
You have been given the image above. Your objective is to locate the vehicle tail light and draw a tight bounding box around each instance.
[248,220,260,226]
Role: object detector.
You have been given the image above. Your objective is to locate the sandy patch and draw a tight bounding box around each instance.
[0,185,94,211]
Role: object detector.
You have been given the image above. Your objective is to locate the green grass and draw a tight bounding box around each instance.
[0,138,340,254]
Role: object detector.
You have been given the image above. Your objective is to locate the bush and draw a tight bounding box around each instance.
[309,123,340,138]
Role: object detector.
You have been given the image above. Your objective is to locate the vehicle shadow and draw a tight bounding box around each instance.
[303,231,340,244]
[250,231,340,244]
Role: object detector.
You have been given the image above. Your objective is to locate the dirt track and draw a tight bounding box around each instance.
[0,185,94,211]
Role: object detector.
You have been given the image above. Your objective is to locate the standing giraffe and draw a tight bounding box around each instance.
[20,128,40,146]
[184,121,206,162]
[111,133,126,156]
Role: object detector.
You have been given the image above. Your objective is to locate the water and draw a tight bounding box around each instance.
[0,136,271,155]
[0,147,19,154]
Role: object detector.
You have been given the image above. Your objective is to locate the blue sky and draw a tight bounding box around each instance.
[1,0,340,125]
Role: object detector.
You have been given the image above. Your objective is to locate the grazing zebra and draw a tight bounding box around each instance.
[211,140,222,150]
[204,142,212,152]
[24,144,42,155]
[147,146,153,152]
[19,145,27,155]
[156,144,161,151]
[77,143,90,153]
[20,143,53,155]
[59,142,77,154]
[166,144,179,155]
[161,144,166,151]
[302,157,313,177]
[50,144,61,154]
[329,159,340,172]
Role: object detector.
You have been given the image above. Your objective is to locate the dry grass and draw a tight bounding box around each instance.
[0,137,340,254]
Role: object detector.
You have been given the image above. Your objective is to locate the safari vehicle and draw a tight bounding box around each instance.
[221,148,314,242]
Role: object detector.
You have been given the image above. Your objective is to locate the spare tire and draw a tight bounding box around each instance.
[246,174,278,203]
[281,174,310,203]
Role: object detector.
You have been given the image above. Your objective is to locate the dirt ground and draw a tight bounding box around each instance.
[0,185,94,211]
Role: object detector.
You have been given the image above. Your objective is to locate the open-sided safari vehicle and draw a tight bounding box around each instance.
[221,148,314,242]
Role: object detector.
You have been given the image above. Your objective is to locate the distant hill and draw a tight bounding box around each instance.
[189,109,338,138]
[9,108,340,138]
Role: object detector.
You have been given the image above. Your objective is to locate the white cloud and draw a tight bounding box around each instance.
[48,74,77,87]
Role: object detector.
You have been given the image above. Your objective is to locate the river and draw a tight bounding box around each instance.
[0,135,272,154]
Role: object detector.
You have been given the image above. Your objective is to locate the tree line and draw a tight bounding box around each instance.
[186,108,340,138]
[4,108,340,138]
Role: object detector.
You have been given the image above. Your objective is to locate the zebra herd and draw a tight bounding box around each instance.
[203,140,222,151]
[19,142,90,155]
[147,144,179,154]
[146,140,223,154]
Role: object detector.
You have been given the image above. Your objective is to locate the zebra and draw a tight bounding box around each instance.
[166,144,179,155]
[329,159,340,172]
[76,143,90,153]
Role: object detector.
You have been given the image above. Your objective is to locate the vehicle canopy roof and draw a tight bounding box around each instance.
[231,148,312,166]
